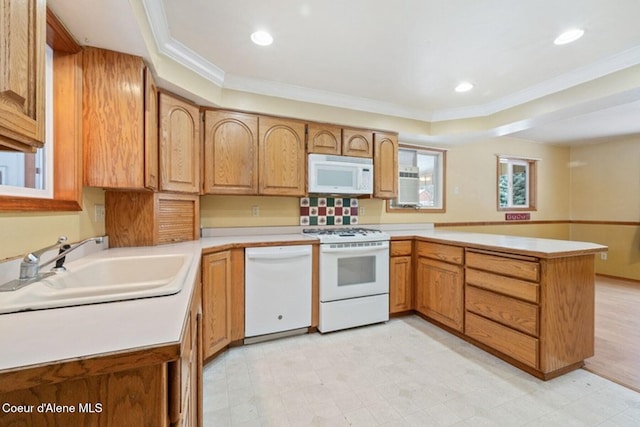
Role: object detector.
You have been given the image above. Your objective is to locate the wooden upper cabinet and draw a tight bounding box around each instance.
[342,128,373,158]
[203,110,258,195]
[0,0,46,152]
[259,116,306,196]
[307,122,341,155]
[373,132,398,198]
[83,47,157,190]
[159,92,200,194]
[144,69,159,190]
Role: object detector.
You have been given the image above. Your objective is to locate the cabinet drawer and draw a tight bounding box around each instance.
[465,286,538,336]
[466,268,539,303]
[466,250,539,282]
[466,312,539,369]
[415,241,463,265]
[390,240,412,256]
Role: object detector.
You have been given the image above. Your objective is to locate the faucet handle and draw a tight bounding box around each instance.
[23,236,69,263]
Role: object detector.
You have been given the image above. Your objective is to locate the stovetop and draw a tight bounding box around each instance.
[302,227,390,243]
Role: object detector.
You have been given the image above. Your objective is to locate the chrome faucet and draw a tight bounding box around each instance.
[0,236,105,292]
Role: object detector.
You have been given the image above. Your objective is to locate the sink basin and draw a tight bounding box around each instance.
[0,253,191,315]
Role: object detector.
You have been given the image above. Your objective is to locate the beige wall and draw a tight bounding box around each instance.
[201,136,571,232]
[0,187,105,261]
[569,135,640,280]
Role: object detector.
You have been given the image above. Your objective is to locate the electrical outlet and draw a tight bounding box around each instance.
[600,252,608,261]
[94,204,105,222]
[251,205,259,217]
[360,206,366,215]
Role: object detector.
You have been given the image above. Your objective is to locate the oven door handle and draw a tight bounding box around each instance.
[321,245,387,254]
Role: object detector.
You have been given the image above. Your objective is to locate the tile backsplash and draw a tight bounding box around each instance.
[300,197,359,226]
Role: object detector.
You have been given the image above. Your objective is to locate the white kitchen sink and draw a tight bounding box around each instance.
[0,253,191,315]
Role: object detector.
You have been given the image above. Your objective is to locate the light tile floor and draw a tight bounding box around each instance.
[203,316,640,426]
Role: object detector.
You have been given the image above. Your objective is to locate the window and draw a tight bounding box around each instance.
[497,156,537,211]
[388,146,446,212]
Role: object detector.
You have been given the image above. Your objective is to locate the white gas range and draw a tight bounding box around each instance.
[303,227,390,333]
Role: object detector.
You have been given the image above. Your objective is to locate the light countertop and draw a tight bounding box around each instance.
[0,224,606,373]
[382,227,607,258]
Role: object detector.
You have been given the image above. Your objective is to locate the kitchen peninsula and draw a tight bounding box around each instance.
[0,226,606,425]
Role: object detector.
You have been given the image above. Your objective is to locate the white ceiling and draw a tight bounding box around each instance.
[48,0,640,145]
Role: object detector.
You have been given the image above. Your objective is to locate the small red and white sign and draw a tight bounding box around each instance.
[505,213,530,221]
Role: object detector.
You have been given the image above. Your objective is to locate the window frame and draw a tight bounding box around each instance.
[386,145,446,213]
[497,155,538,212]
[0,9,83,212]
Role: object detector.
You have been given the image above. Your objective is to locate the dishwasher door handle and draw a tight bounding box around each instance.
[246,250,311,261]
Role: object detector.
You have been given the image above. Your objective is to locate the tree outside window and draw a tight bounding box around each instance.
[498,156,537,211]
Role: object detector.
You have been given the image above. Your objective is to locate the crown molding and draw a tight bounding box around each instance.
[141,0,225,85]
[431,45,640,122]
[141,0,640,124]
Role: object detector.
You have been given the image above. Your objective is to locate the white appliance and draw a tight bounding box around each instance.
[303,227,390,333]
[245,245,312,339]
[398,165,420,206]
[308,154,374,195]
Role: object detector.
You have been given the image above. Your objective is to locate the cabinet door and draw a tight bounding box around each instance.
[374,132,398,198]
[170,280,202,426]
[415,257,464,331]
[259,117,306,196]
[159,93,201,193]
[203,110,258,194]
[0,0,46,151]
[83,47,146,188]
[390,255,413,314]
[144,68,159,190]
[307,122,341,155]
[202,251,232,359]
[342,128,373,158]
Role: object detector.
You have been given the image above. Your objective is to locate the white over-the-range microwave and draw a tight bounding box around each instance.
[308,153,373,195]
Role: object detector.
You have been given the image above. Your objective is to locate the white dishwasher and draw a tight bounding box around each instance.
[245,245,312,340]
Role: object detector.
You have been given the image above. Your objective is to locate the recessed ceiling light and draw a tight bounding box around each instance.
[455,82,474,93]
[554,28,584,45]
[251,30,273,46]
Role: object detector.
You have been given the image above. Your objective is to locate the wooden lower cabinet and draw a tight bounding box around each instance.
[414,241,464,332]
[202,249,245,360]
[415,256,464,331]
[169,280,202,427]
[464,248,595,377]
[389,240,413,314]
[0,284,203,427]
[0,364,169,426]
